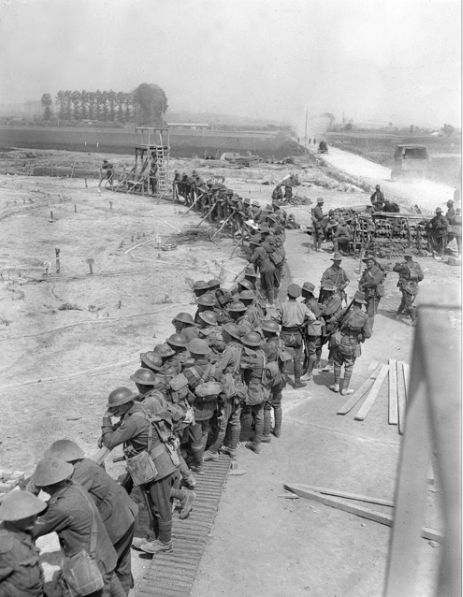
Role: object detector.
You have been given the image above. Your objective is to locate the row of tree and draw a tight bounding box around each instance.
[40,83,168,126]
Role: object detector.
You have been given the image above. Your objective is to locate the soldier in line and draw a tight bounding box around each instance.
[42,439,138,596]
[99,159,114,189]
[320,253,350,304]
[204,323,244,461]
[240,332,269,454]
[393,252,424,326]
[358,256,385,330]
[329,291,372,395]
[274,284,316,388]
[99,388,188,555]
[182,339,220,475]
[248,234,276,306]
[319,281,343,373]
[261,320,287,440]
[31,457,124,595]
[172,312,199,343]
[0,491,47,597]
[300,282,324,382]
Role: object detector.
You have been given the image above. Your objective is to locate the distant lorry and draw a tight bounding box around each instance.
[391,144,430,180]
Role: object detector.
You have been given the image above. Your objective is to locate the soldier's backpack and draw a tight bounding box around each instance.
[245,350,271,406]
[168,373,189,404]
[187,364,222,401]
[220,346,248,402]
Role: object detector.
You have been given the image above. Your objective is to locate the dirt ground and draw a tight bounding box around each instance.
[0,148,460,596]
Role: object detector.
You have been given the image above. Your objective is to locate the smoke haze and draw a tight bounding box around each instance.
[0,0,460,131]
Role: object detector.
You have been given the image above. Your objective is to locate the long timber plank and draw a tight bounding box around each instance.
[137,453,231,596]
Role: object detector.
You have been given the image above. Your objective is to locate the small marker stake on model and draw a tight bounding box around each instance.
[55,248,61,274]
[86,258,94,275]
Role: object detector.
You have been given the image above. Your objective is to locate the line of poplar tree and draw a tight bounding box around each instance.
[40,84,168,125]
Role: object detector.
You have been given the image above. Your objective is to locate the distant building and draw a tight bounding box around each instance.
[167,122,211,130]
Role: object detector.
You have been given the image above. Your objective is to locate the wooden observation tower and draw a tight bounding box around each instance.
[115,127,170,197]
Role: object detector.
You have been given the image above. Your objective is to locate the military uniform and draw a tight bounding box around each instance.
[428,212,449,257]
[301,294,323,379]
[249,244,276,305]
[329,304,372,394]
[312,202,325,251]
[206,341,243,456]
[71,459,138,595]
[183,358,218,472]
[0,525,44,597]
[359,262,384,327]
[101,403,180,549]
[32,480,120,597]
[393,258,424,323]
[275,298,315,385]
[261,335,286,439]
[320,264,349,303]
[240,346,267,452]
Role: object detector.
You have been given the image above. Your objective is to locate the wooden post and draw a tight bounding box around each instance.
[50,211,54,220]
[109,201,113,210]
[55,248,60,274]
[86,258,94,275]
[74,204,77,213]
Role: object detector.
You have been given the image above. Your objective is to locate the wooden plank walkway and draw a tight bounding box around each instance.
[137,454,231,597]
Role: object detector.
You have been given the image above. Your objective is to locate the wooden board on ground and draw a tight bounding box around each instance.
[397,360,407,435]
[285,484,442,543]
[402,362,410,400]
[284,482,394,507]
[368,360,379,370]
[388,358,398,425]
[337,364,382,415]
[355,364,389,421]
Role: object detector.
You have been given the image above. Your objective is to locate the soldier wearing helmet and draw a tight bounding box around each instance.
[0,491,47,597]
[240,331,268,454]
[100,387,184,555]
[140,350,164,374]
[260,320,287,441]
[130,367,169,414]
[166,334,191,367]
[427,207,449,259]
[183,339,218,475]
[40,439,138,594]
[30,457,123,593]
[227,301,253,336]
[203,322,244,462]
[275,284,316,388]
[197,310,225,358]
[172,312,198,343]
[194,292,216,325]
[238,288,265,331]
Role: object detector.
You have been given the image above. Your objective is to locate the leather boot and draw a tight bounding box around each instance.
[272,407,282,437]
[261,409,272,443]
[267,289,275,306]
[301,354,317,381]
[190,444,204,475]
[240,408,253,441]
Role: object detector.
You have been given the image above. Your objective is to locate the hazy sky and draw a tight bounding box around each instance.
[0,0,460,132]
